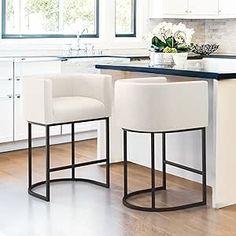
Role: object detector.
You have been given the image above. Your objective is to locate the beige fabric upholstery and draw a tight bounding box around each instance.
[53,97,106,123]
[22,73,113,124]
[114,77,208,132]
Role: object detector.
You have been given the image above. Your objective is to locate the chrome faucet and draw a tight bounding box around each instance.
[76,28,89,50]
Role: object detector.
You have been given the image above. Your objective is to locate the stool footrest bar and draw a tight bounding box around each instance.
[164,160,203,175]
[123,187,206,212]
[50,159,107,172]
[28,177,109,201]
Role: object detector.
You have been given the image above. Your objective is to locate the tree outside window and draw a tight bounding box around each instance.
[115,0,136,37]
[3,0,98,38]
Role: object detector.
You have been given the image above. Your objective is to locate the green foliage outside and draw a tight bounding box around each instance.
[116,0,133,33]
[6,0,14,20]
[63,0,95,27]
[25,0,59,31]
[6,0,94,32]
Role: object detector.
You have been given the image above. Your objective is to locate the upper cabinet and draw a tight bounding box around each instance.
[218,0,236,16]
[149,0,236,18]
[188,0,218,15]
[164,0,189,15]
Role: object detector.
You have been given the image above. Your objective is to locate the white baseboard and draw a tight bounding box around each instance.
[0,130,97,153]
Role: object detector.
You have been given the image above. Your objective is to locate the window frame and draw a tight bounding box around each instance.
[1,0,100,39]
[115,0,136,38]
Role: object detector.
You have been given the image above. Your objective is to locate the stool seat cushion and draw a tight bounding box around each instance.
[53,96,106,123]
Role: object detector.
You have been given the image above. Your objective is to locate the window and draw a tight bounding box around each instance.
[2,0,99,38]
[115,0,136,37]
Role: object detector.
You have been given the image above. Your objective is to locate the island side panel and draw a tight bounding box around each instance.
[214,79,236,208]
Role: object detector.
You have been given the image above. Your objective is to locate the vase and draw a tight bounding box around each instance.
[150,52,174,66]
[172,53,188,66]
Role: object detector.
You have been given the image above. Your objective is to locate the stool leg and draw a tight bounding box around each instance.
[46,126,50,202]
[71,123,75,180]
[151,132,155,209]
[105,118,110,188]
[28,123,32,189]
[162,133,167,190]
[202,128,207,204]
[123,130,128,196]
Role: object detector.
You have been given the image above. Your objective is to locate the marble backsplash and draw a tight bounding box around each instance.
[205,19,236,53]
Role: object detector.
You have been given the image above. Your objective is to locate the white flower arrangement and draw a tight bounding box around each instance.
[143,22,195,53]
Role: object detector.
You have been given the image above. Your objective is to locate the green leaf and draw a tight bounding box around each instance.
[152,36,166,50]
[177,43,190,52]
[165,37,176,48]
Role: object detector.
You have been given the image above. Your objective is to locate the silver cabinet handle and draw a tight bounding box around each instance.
[0,95,13,100]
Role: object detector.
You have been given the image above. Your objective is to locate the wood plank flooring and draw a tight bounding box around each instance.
[0,139,236,236]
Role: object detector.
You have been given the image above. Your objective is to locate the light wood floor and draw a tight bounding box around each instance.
[0,139,236,236]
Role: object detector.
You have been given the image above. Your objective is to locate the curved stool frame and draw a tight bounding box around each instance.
[122,127,207,212]
[28,117,110,202]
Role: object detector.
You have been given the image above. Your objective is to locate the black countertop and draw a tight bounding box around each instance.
[95,58,236,80]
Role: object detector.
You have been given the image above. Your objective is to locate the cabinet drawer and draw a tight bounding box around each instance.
[0,79,13,97]
[0,60,13,77]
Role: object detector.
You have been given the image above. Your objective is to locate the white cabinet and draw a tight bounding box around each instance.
[219,0,236,16]
[0,60,14,143]
[149,0,220,18]
[14,58,62,141]
[188,0,218,15]
[164,0,188,15]
[0,97,14,143]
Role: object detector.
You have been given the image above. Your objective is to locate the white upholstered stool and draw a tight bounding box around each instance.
[22,73,113,201]
[115,77,209,212]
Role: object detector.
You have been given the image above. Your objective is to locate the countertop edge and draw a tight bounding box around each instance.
[95,64,236,80]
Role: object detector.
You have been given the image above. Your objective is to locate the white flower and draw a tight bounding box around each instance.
[173,22,194,45]
[142,22,195,49]
[152,22,173,41]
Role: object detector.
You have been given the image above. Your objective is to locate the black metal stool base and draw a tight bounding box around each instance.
[28,117,110,202]
[122,127,207,212]
[28,177,109,202]
[122,187,206,212]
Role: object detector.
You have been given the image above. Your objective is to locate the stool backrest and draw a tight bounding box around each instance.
[22,73,113,124]
[115,78,208,132]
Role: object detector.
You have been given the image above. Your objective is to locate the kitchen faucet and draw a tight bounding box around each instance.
[77,28,89,50]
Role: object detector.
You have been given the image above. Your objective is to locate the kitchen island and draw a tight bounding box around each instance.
[96,58,236,209]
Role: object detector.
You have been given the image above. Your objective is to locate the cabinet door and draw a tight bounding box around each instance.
[0,97,14,143]
[164,0,188,15]
[219,0,236,15]
[188,0,218,15]
[0,60,14,143]
[14,59,62,141]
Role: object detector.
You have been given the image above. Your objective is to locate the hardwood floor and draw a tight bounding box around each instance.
[0,139,236,236]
